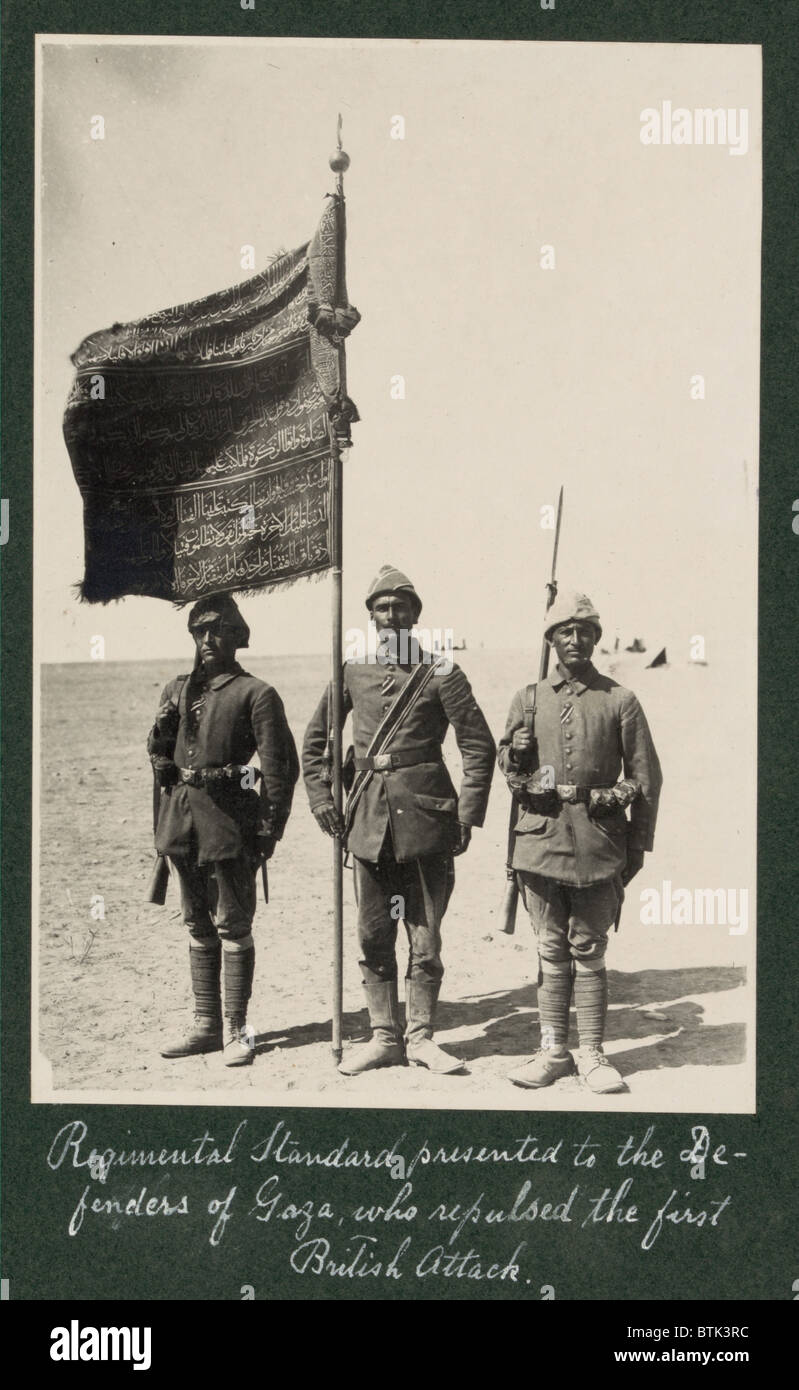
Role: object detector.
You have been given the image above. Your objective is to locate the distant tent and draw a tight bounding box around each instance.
[647,647,668,668]
[625,637,647,653]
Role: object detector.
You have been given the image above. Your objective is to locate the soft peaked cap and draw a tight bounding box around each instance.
[365,564,422,619]
[544,590,602,642]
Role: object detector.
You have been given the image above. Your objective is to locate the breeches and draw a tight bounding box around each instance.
[518,871,621,966]
[353,848,455,985]
[170,854,256,943]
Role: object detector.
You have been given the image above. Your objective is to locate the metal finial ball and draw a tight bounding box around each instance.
[329,149,350,173]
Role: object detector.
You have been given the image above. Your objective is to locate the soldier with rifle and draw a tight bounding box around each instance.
[302,565,496,1076]
[497,589,662,1093]
[147,593,298,1067]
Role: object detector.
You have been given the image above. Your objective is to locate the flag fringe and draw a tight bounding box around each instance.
[73,569,330,606]
[72,581,127,606]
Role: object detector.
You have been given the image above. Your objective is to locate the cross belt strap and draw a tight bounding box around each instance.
[344,658,447,831]
[354,742,442,772]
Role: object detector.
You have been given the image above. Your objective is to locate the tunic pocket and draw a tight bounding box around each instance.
[414,793,457,814]
[591,806,628,840]
[515,810,555,835]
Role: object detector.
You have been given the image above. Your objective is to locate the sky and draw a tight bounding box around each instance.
[36,37,761,668]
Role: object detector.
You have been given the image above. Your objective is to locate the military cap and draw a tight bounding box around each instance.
[187,592,250,648]
[365,564,422,619]
[544,590,602,642]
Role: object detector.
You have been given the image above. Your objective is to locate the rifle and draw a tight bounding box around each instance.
[145,769,170,905]
[144,673,191,906]
[498,486,563,935]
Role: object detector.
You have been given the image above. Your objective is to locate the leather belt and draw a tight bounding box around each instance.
[556,784,593,804]
[177,764,261,788]
[354,743,442,773]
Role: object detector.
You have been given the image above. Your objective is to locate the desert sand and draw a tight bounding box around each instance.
[35,647,753,1112]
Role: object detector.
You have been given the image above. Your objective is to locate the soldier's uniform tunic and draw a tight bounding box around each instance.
[498,588,662,1091]
[148,593,298,1067]
[151,664,298,941]
[303,651,496,985]
[498,662,662,964]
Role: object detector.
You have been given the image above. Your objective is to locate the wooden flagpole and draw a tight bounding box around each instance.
[329,117,349,1064]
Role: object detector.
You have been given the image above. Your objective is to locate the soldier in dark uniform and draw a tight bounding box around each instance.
[148,594,298,1067]
[497,591,662,1093]
[303,565,496,1075]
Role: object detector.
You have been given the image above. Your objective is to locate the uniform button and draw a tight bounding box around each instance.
[565,762,573,770]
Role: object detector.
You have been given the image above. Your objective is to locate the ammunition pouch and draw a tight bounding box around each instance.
[175,764,262,789]
[507,770,559,815]
[509,776,641,818]
[588,780,641,817]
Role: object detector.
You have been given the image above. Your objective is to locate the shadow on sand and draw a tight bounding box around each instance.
[254,965,746,1073]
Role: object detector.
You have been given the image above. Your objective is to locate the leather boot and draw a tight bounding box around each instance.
[160,943,223,1057]
[338,980,405,1075]
[222,945,256,1067]
[405,978,464,1074]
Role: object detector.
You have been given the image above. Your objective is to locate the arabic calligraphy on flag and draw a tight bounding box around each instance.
[63,197,358,602]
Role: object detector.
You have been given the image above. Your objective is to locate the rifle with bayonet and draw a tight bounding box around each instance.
[497,486,563,934]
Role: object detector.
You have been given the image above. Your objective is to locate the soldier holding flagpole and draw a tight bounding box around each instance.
[303,566,496,1076]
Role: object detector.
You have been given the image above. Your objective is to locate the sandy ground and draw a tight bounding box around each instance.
[35,648,754,1112]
